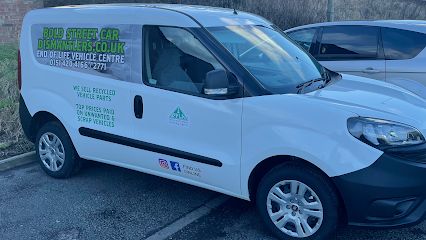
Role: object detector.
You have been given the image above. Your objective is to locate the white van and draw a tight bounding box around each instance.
[19,4,426,239]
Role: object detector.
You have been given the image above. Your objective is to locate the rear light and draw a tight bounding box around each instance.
[17,50,22,91]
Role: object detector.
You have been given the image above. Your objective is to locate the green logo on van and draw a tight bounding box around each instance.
[170,107,188,121]
[169,107,189,127]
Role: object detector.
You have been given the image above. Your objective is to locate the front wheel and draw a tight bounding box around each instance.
[256,163,340,240]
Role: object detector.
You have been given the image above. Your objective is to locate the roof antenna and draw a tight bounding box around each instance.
[232,0,238,15]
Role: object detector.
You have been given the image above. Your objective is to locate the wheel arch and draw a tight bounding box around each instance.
[28,111,63,142]
[247,155,348,223]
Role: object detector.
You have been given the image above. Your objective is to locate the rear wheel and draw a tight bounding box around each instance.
[35,121,81,178]
[256,163,339,240]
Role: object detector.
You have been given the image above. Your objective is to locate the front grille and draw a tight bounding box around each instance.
[387,144,426,164]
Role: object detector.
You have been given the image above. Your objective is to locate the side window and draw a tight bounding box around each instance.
[287,28,317,52]
[382,28,426,60]
[318,26,379,60]
[143,25,224,95]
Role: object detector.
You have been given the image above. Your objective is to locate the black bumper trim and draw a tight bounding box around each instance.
[78,127,223,167]
[333,153,426,228]
[19,94,34,142]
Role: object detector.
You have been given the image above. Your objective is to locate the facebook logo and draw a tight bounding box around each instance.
[170,161,181,172]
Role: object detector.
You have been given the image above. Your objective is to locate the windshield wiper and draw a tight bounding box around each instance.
[296,77,326,94]
[321,69,332,85]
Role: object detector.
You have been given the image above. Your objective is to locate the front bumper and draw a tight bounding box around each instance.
[333,152,426,228]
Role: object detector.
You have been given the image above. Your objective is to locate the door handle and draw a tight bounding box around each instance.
[134,95,143,119]
[362,67,380,74]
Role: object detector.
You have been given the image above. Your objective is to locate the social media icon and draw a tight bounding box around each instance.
[170,161,181,172]
[159,159,169,169]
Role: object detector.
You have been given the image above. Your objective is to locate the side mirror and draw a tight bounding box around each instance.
[204,69,229,95]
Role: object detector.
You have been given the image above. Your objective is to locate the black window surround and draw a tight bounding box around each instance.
[144,5,269,98]
[141,25,244,100]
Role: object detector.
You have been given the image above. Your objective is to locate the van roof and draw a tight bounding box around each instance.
[47,3,272,28]
[285,20,426,34]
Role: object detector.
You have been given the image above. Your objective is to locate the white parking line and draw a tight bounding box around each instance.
[145,195,230,240]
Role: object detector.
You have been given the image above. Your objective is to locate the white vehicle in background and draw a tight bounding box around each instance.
[286,20,426,98]
[19,5,426,240]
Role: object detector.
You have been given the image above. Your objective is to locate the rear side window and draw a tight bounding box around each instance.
[287,28,317,52]
[318,26,379,60]
[382,28,426,60]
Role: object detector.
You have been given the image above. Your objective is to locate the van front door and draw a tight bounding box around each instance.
[129,26,243,196]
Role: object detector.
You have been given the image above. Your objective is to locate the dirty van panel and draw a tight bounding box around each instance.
[31,24,142,83]
[29,23,144,166]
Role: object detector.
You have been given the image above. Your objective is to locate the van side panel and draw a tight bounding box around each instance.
[19,7,250,199]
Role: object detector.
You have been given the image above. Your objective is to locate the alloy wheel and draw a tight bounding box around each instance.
[38,132,65,172]
[267,180,324,238]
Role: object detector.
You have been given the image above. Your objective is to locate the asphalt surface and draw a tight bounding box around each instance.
[1,157,425,240]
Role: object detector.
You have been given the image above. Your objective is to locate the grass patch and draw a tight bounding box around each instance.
[0,43,34,159]
[0,43,20,141]
[0,43,19,104]
[0,142,12,150]
[0,99,15,109]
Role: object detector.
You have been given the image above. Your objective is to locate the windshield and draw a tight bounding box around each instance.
[207,25,325,94]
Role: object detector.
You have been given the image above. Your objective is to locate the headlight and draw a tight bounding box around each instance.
[347,117,425,149]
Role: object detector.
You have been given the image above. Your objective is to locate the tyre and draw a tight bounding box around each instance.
[35,121,81,178]
[256,163,339,240]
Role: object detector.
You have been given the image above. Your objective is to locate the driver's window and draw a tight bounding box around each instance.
[143,25,224,95]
